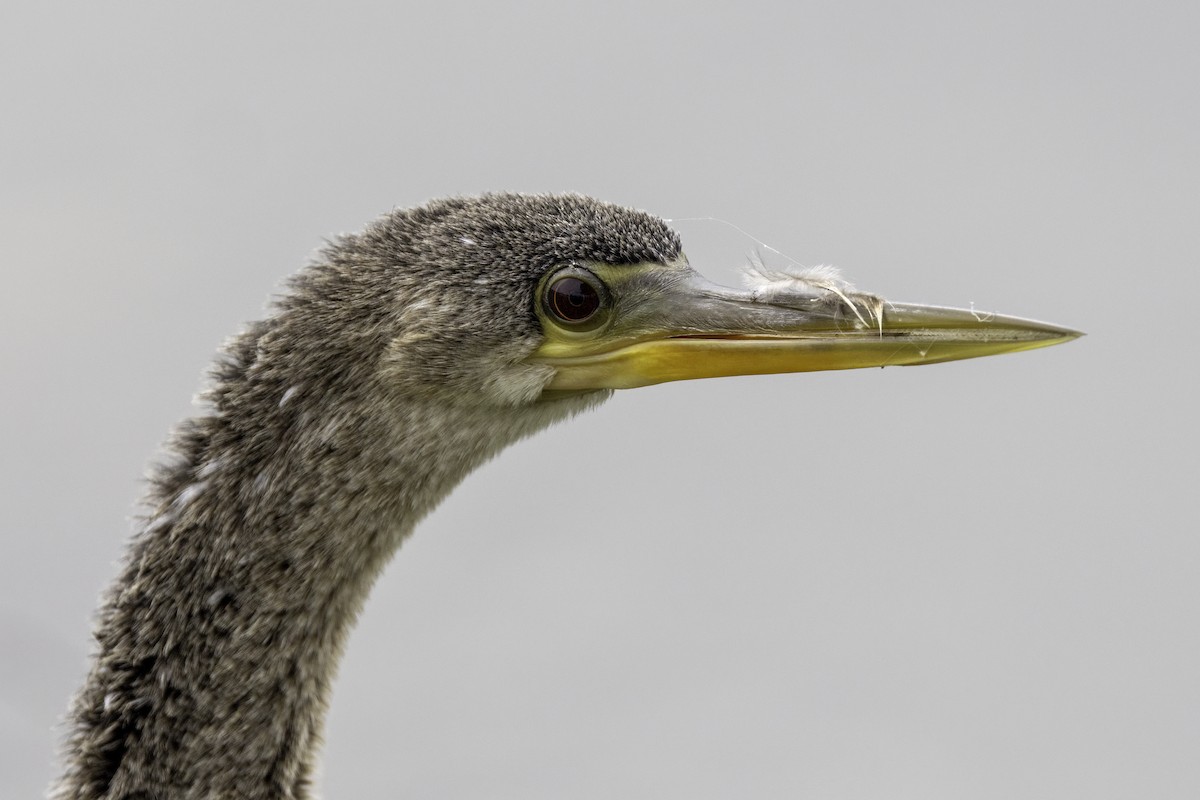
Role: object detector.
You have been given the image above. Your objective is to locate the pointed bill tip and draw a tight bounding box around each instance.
[874,303,1083,366]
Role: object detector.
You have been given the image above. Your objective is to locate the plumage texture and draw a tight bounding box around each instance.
[55,194,681,799]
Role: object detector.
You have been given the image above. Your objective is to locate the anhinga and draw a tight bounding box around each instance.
[54,193,1079,799]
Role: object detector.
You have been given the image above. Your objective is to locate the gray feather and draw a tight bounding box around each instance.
[54,194,679,800]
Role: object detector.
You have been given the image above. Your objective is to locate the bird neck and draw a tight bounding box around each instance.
[56,371,600,799]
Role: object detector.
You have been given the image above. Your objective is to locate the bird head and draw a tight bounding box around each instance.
[299,193,1077,413]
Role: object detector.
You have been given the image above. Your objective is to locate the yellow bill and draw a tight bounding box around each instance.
[528,261,1082,392]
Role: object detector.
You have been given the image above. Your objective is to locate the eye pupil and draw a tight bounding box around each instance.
[547,276,601,323]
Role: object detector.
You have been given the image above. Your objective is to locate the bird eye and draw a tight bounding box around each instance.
[545,275,602,325]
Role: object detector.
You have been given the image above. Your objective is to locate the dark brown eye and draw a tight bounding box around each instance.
[546,276,601,324]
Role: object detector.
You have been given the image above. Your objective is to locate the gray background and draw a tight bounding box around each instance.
[2,1,1196,798]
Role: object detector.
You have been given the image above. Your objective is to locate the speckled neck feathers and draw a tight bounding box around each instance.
[54,194,678,799]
